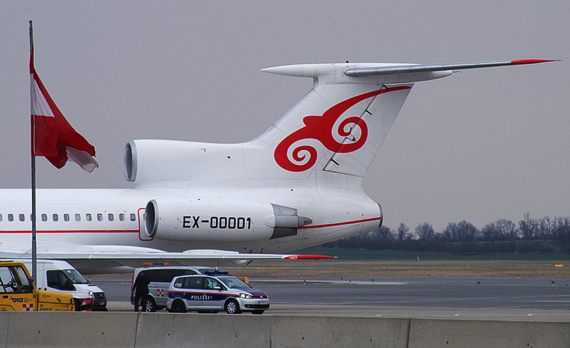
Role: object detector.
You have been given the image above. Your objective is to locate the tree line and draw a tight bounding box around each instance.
[321,213,570,253]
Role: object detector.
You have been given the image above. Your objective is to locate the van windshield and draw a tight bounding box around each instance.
[62,269,89,284]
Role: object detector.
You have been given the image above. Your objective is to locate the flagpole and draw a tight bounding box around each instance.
[29,20,37,286]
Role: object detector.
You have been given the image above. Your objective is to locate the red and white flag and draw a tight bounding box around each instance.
[30,49,98,172]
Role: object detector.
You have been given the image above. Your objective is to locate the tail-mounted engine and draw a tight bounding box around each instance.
[144,198,311,242]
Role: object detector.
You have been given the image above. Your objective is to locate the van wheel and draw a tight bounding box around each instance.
[171,300,186,313]
[144,297,157,312]
[225,299,241,314]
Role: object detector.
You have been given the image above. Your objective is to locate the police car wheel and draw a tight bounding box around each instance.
[144,297,157,312]
[225,300,241,314]
[171,300,187,313]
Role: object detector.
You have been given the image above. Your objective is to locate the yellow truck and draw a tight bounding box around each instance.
[0,261,74,311]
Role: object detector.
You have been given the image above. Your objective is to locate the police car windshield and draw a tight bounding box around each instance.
[62,269,89,284]
[218,276,251,289]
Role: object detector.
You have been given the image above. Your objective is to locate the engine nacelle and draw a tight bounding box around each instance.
[124,140,247,186]
[145,198,310,242]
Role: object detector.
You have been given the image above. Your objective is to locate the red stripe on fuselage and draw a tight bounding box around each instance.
[298,217,381,230]
[0,229,139,234]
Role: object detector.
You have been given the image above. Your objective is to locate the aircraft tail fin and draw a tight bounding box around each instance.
[251,63,416,181]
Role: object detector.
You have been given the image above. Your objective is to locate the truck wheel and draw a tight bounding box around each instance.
[144,296,157,312]
[225,299,241,314]
[171,300,186,313]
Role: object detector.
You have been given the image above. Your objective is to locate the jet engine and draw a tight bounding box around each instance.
[144,198,310,242]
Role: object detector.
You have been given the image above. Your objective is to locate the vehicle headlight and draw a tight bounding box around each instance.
[239,293,252,299]
[88,291,94,299]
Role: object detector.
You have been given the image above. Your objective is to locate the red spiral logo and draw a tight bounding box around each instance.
[274,87,409,172]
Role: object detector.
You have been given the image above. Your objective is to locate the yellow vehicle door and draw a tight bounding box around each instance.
[36,289,75,311]
[0,264,36,311]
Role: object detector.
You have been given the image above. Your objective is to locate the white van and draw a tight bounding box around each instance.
[20,259,107,311]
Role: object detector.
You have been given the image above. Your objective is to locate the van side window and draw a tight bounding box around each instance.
[53,214,58,222]
[41,214,47,222]
[205,277,222,290]
[173,278,184,288]
[19,214,25,222]
[46,270,75,291]
[86,214,92,222]
[145,269,188,283]
[130,213,136,221]
[187,277,205,289]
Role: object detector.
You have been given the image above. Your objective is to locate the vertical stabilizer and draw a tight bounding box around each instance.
[255,63,413,182]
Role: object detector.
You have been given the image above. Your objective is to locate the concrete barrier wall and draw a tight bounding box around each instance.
[1,312,569,348]
[408,319,570,348]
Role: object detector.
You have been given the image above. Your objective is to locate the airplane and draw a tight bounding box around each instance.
[0,59,556,273]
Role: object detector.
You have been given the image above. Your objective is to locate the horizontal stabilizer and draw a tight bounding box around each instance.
[344,59,559,77]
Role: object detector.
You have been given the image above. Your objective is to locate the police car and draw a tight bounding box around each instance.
[166,274,270,314]
[131,266,217,312]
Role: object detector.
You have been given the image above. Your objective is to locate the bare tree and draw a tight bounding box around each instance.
[397,223,410,241]
[519,212,538,240]
[415,222,435,241]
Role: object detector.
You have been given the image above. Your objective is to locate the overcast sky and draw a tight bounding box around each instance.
[1,1,568,232]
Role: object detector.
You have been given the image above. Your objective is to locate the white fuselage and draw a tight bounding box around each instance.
[0,187,381,254]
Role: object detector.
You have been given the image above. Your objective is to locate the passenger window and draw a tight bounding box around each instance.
[0,266,32,293]
[108,213,114,222]
[75,214,81,222]
[53,214,58,222]
[130,213,136,221]
[47,270,75,291]
[205,278,222,290]
[145,270,160,283]
[8,214,13,222]
[0,266,15,293]
[174,278,184,288]
[41,214,47,222]
[0,214,2,221]
[97,213,103,222]
[188,277,205,289]
[64,214,70,222]
[19,214,25,222]
[119,213,125,221]
[86,214,92,222]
